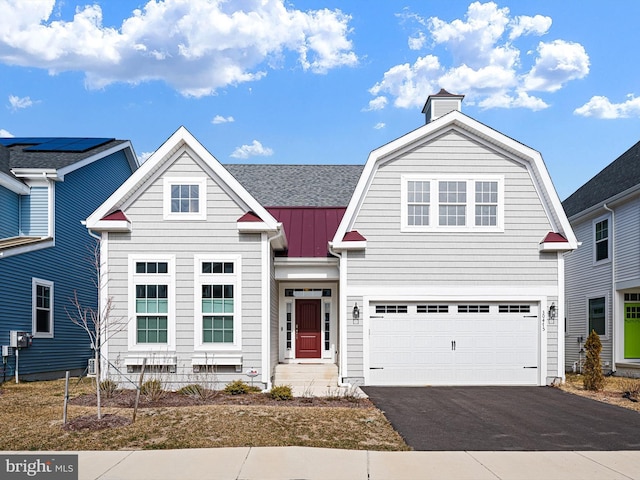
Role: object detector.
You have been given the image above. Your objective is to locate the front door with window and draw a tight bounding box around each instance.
[295,299,321,358]
[625,303,640,358]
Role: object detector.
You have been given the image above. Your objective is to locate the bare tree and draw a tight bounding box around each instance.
[67,239,127,419]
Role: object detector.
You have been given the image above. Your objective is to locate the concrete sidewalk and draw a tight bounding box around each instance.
[16,447,640,480]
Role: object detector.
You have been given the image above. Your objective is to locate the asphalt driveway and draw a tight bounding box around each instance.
[362,386,640,451]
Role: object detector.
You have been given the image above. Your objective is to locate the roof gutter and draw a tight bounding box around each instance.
[567,183,640,223]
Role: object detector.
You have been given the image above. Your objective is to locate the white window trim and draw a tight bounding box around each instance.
[401,175,504,232]
[592,214,611,265]
[128,254,176,352]
[587,294,608,340]
[194,254,242,352]
[163,177,207,221]
[32,277,54,339]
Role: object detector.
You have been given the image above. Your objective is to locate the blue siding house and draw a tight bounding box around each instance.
[0,138,138,380]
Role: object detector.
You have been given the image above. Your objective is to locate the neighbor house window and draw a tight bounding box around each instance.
[32,278,53,338]
[402,176,503,231]
[594,218,609,262]
[588,297,606,336]
[163,177,207,220]
[129,255,175,351]
[194,255,241,350]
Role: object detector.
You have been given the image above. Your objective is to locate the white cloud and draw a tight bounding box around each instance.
[363,96,388,111]
[373,122,386,130]
[230,140,274,159]
[8,95,34,111]
[0,128,14,137]
[212,115,235,124]
[137,151,154,163]
[0,0,358,97]
[523,40,589,92]
[408,31,426,51]
[574,95,640,119]
[370,2,588,111]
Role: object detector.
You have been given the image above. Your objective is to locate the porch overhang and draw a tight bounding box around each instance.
[274,257,340,281]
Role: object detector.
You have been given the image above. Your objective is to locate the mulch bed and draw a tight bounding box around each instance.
[69,390,372,409]
[63,414,132,431]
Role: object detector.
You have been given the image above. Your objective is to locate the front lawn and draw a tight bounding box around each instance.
[0,378,409,451]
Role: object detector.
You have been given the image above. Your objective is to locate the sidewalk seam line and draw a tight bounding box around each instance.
[465,451,504,480]
[235,446,253,480]
[574,451,635,480]
[95,451,136,480]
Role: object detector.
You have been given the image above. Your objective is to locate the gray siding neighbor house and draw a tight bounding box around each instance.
[86,90,576,390]
[0,137,138,380]
[563,140,640,377]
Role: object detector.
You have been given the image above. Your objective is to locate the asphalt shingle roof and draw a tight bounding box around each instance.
[224,164,364,207]
[5,139,127,170]
[562,139,640,218]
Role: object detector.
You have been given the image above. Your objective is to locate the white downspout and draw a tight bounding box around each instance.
[263,224,285,391]
[604,203,616,372]
[328,244,351,388]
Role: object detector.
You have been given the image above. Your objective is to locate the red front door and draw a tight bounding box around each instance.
[295,299,322,358]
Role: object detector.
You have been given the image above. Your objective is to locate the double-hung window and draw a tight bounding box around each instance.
[163,177,207,220]
[594,217,610,263]
[402,176,503,231]
[129,256,175,351]
[195,255,241,350]
[32,278,54,338]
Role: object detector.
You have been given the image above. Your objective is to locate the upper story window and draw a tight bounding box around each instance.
[129,255,175,351]
[32,278,54,338]
[402,176,504,232]
[163,177,207,220]
[194,254,241,350]
[594,217,610,263]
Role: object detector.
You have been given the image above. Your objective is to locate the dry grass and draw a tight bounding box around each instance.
[0,378,409,451]
[559,373,640,413]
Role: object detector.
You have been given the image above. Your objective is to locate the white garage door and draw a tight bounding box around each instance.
[368,303,539,386]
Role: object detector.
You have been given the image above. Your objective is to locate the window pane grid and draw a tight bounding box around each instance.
[407,181,430,226]
[171,183,199,213]
[136,284,168,343]
[475,181,498,226]
[202,283,234,343]
[439,181,466,226]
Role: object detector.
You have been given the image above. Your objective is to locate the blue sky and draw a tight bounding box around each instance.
[1,0,639,200]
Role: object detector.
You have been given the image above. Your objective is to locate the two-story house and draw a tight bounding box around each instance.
[86,90,576,391]
[563,139,640,377]
[0,137,138,380]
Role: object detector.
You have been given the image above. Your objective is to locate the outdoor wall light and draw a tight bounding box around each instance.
[549,303,557,324]
[353,303,360,320]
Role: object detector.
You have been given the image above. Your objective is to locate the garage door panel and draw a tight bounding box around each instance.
[369,303,539,386]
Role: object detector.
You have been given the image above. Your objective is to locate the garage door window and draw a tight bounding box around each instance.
[458,305,490,313]
[375,305,408,314]
[417,305,449,313]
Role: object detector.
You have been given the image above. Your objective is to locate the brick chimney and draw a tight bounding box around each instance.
[422,89,464,123]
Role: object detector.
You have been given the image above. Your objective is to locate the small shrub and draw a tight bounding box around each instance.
[99,379,118,398]
[178,384,204,398]
[583,330,605,391]
[270,385,293,401]
[224,380,261,395]
[140,379,165,401]
[619,378,640,402]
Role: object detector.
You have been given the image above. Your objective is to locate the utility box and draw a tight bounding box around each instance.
[10,331,32,349]
[2,346,11,357]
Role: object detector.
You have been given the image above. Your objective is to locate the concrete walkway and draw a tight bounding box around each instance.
[13,447,640,480]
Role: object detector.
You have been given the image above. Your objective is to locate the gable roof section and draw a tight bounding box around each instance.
[332,109,577,250]
[562,139,640,219]
[225,164,363,207]
[86,126,280,232]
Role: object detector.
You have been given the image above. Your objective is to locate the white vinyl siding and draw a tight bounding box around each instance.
[105,151,264,387]
[355,131,555,286]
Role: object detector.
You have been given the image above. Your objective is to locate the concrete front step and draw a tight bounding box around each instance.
[273,364,340,396]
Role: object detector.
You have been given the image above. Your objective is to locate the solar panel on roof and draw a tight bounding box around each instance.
[23,137,114,152]
[0,137,55,147]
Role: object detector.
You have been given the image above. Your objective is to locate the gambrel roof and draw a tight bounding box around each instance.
[562,139,640,219]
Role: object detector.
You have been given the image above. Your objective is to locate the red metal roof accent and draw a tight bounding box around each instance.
[102,210,128,221]
[343,230,367,242]
[237,211,263,222]
[541,232,568,243]
[267,207,346,257]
